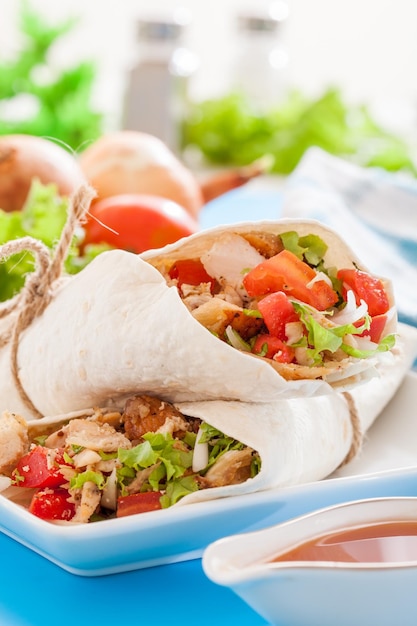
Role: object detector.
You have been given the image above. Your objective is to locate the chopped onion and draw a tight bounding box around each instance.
[72,448,102,468]
[332,290,368,326]
[225,325,251,352]
[100,467,118,511]
[306,271,333,288]
[345,334,378,351]
[294,346,315,366]
[285,321,304,345]
[192,427,209,473]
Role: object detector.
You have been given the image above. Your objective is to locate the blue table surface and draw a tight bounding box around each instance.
[0,532,269,626]
[0,186,282,626]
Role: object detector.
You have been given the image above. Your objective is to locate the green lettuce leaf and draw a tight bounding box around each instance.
[340,333,396,358]
[117,432,193,491]
[292,301,394,364]
[70,469,105,490]
[280,231,328,267]
[182,88,417,177]
[0,178,111,302]
[161,476,199,508]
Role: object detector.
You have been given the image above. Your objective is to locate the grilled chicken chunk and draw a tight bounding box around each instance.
[204,448,255,487]
[192,298,264,340]
[123,395,189,441]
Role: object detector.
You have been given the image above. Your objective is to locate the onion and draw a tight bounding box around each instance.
[100,467,118,511]
[332,290,369,326]
[285,321,304,345]
[192,427,210,473]
[225,325,252,352]
[306,271,333,288]
[0,134,86,212]
[78,131,204,218]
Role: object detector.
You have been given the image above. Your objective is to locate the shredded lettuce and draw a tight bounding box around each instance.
[161,476,199,507]
[199,422,247,470]
[225,325,252,351]
[118,433,192,479]
[70,469,105,490]
[116,426,259,508]
[340,333,396,358]
[292,301,395,364]
[280,231,328,267]
[0,178,110,302]
[242,308,263,318]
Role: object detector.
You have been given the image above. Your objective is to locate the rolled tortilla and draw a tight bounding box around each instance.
[142,218,397,379]
[1,322,415,510]
[0,219,403,420]
[172,322,417,504]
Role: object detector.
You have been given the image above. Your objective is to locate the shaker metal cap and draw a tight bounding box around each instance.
[237,1,289,33]
[136,7,191,42]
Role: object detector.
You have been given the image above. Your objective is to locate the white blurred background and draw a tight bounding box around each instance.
[1,0,416,134]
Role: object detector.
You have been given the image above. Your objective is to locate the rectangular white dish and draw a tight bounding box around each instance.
[0,371,416,577]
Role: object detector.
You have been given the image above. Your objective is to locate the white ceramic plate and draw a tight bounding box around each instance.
[0,371,417,577]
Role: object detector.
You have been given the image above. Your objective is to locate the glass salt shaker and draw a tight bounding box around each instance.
[123,8,199,153]
[232,1,290,109]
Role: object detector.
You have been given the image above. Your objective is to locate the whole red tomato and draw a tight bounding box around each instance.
[82,193,198,254]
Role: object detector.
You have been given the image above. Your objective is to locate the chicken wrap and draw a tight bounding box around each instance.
[0,219,404,420]
[142,219,397,384]
[0,323,416,523]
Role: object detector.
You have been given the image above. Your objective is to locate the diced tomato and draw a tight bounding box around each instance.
[257,292,300,340]
[337,269,390,317]
[13,446,68,489]
[355,314,388,343]
[29,488,75,521]
[116,491,163,517]
[243,249,339,311]
[252,335,295,363]
[168,259,216,293]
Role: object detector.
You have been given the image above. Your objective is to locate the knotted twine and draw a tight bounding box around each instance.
[0,184,96,419]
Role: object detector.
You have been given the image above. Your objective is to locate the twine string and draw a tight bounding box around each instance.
[339,391,363,467]
[0,184,96,418]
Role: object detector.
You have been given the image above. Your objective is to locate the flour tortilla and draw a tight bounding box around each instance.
[0,219,399,420]
[142,218,397,380]
[173,322,417,504]
[2,322,415,508]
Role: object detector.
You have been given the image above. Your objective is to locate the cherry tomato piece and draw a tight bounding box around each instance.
[29,488,75,521]
[257,292,300,340]
[243,250,339,311]
[13,446,67,489]
[117,491,163,517]
[337,269,390,317]
[169,259,216,293]
[252,335,295,362]
[82,194,198,254]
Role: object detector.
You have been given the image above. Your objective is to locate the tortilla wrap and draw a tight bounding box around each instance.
[174,321,417,504]
[142,218,397,378]
[1,322,416,514]
[0,219,401,420]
